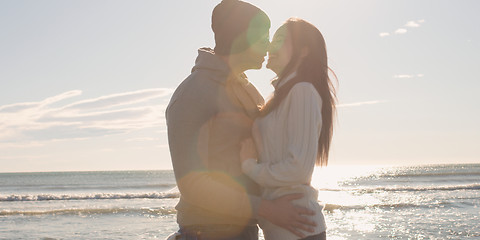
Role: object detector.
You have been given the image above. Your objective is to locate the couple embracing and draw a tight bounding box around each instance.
[166,0,337,239]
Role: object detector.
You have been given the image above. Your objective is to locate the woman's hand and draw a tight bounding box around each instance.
[240,138,258,163]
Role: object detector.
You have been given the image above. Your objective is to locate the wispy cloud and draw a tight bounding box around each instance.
[0,90,81,113]
[405,21,420,28]
[42,90,83,107]
[0,142,45,149]
[62,89,170,111]
[0,154,50,160]
[337,100,387,108]
[380,19,425,37]
[0,88,173,144]
[395,28,408,35]
[394,74,413,79]
[379,32,390,38]
[0,102,40,113]
[394,74,425,79]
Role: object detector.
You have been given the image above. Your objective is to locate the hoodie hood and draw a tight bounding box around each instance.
[191,48,231,84]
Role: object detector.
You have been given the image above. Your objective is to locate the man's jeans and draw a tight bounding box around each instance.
[177,225,258,240]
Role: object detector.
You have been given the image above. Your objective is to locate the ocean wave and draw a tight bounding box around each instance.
[319,183,480,193]
[0,192,180,202]
[323,202,452,212]
[0,207,176,216]
[379,171,480,178]
[360,184,480,193]
[324,203,413,211]
[1,183,177,191]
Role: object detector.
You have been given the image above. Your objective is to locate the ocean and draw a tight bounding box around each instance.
[1,164,479,239]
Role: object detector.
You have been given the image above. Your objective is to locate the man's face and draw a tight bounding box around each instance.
[244,31,270,70]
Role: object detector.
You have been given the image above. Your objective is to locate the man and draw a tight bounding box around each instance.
[166,1,316,239]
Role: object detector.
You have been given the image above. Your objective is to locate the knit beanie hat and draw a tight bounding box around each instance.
[212,0,270,55]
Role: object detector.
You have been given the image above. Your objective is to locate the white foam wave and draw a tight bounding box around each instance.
[319,183,480,193]
[0,207,176,216]
[0,191,180,202]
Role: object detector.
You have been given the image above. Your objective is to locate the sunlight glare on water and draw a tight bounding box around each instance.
[311,165,386,207]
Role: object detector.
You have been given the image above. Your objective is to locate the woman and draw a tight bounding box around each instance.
[239,18,337,240]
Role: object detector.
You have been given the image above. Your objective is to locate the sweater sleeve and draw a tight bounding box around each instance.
[242,83,322,187]
[167,81,261,220]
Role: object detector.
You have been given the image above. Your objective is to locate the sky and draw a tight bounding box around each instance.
[1,0,479,172]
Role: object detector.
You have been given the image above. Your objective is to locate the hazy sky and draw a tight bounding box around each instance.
[1,0,479,172]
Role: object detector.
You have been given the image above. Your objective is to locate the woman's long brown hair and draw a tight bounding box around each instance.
[260,18,337,166]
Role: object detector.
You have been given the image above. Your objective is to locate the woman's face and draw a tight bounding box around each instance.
[266,26,293,75]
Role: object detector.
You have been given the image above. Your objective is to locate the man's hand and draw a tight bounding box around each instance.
[258,193,316,238]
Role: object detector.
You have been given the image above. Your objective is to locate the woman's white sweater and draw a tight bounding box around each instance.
[242,74,326,240]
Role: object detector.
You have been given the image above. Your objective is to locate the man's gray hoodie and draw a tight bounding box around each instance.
[166,48,264,227]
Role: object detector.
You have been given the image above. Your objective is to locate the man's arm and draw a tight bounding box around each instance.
[259,194,317,238]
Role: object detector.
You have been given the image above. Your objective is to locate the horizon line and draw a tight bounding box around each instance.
[2,162,479,174]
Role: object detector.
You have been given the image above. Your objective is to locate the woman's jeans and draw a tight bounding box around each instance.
[300,231,326,240]
[177,225,258,240]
